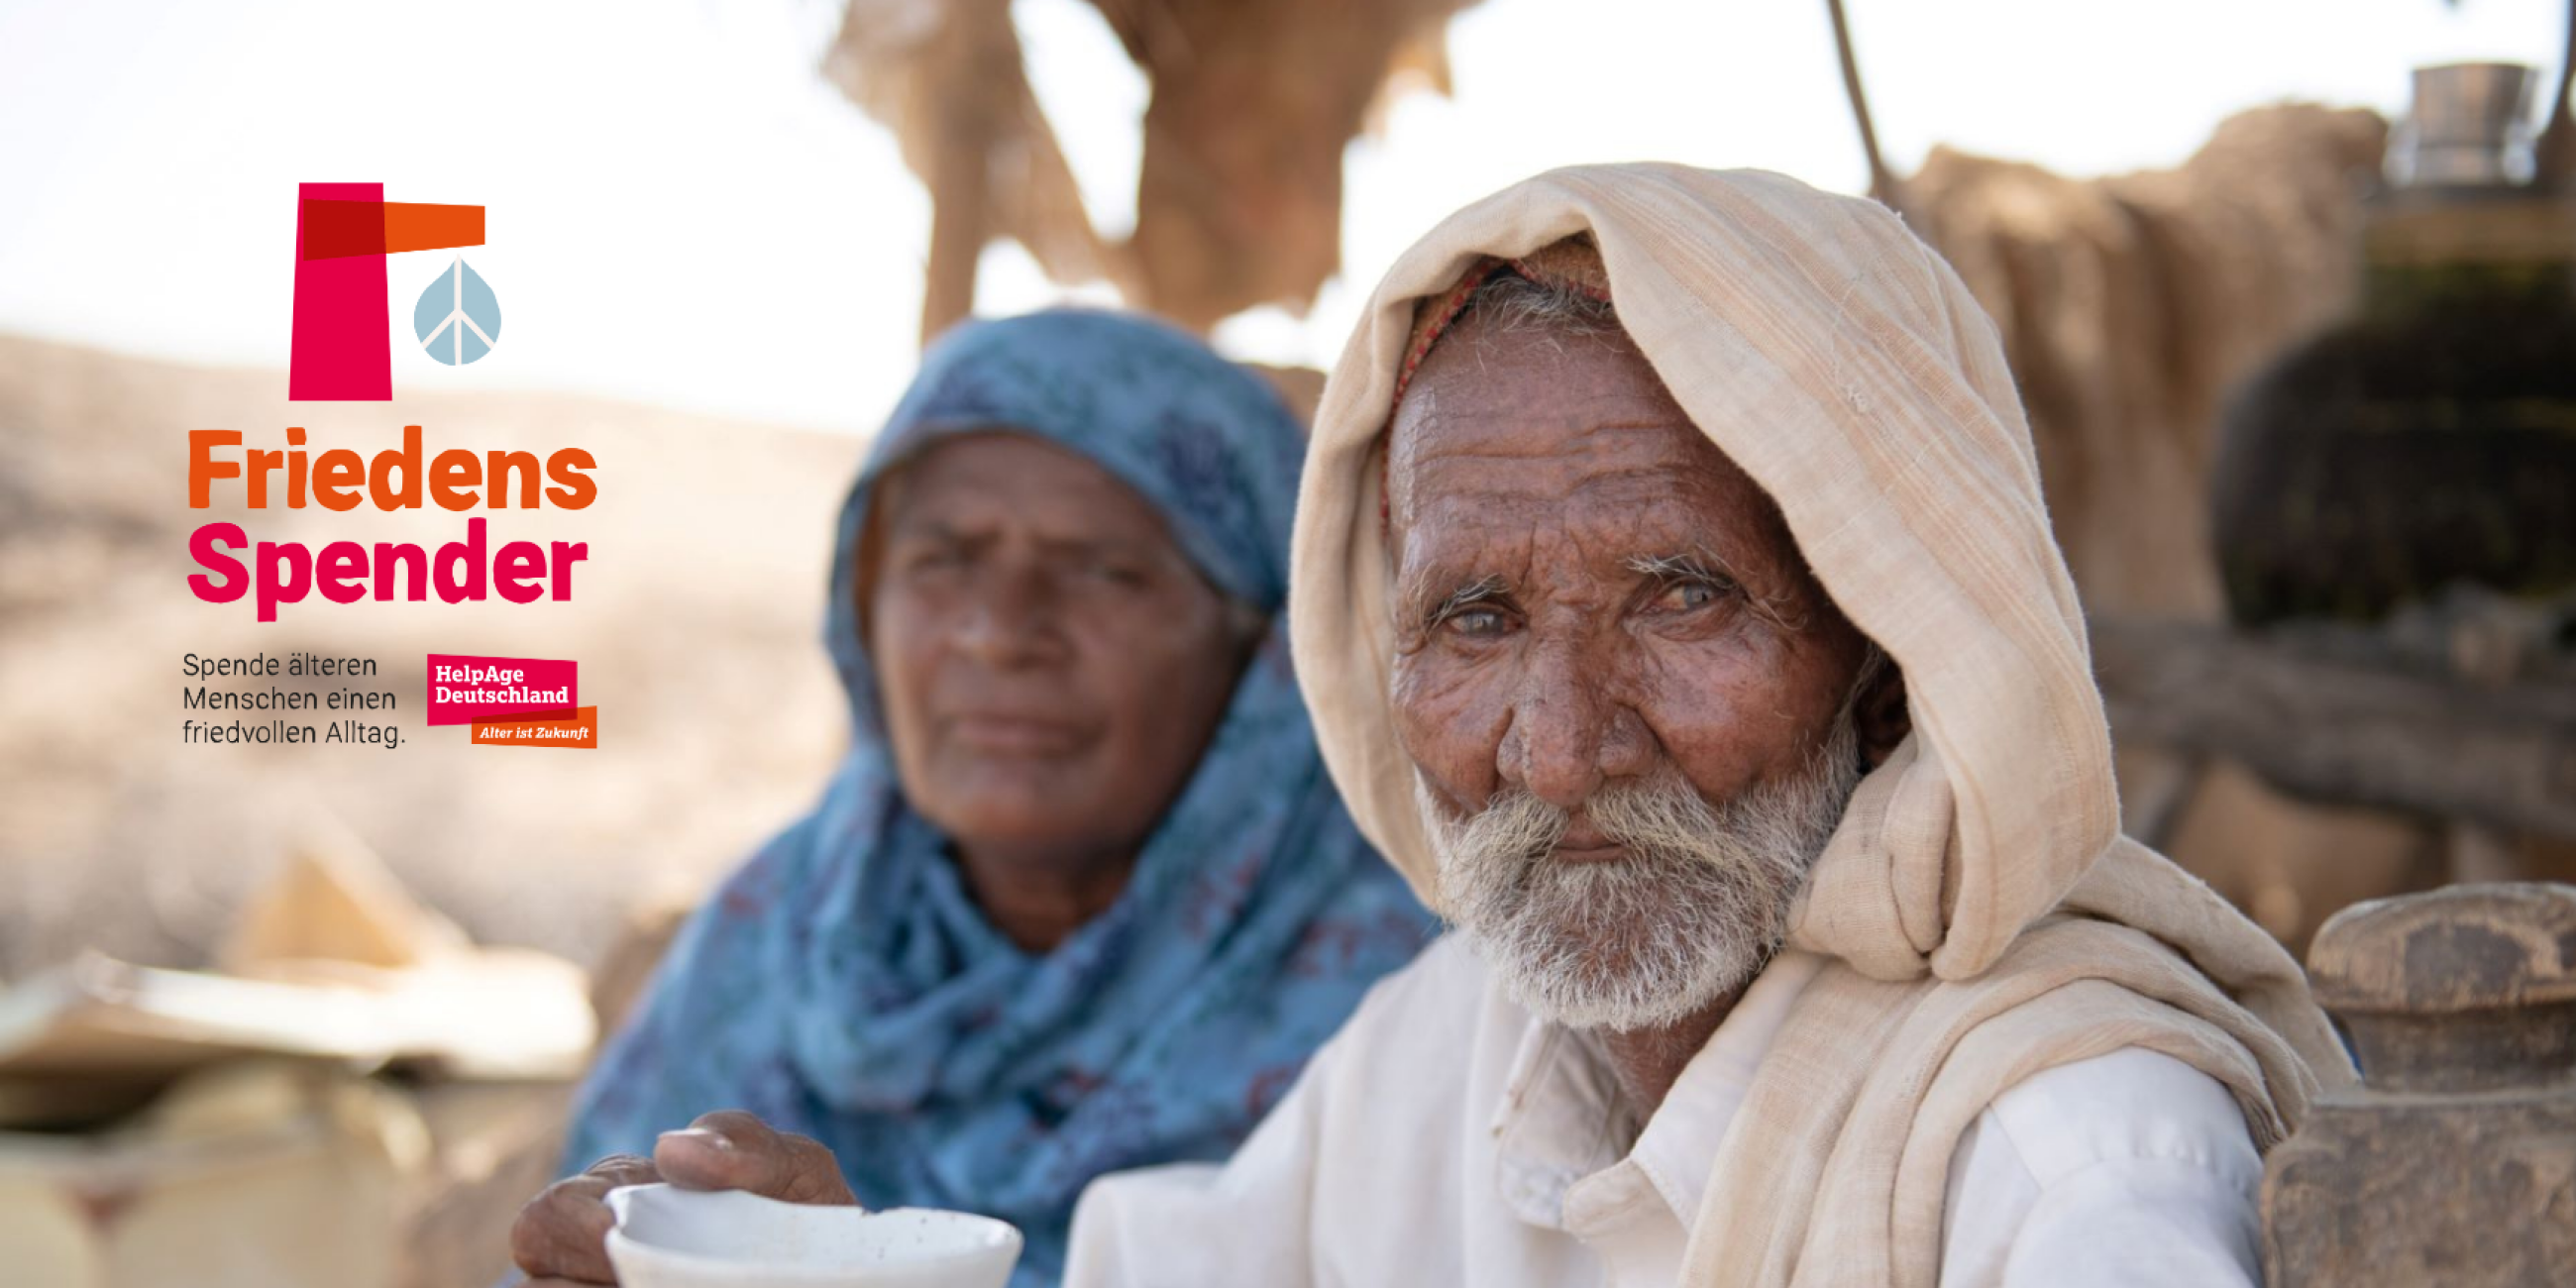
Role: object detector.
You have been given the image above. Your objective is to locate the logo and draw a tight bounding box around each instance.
[425,654,600,751]
[289,182,498,400]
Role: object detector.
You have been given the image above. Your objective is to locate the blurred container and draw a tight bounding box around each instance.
[2264,883,2576,1284]
[2393,62,2539,187]
[2211,61,2576,625]
[0,1063,420,1288]
[0,829,595,1288]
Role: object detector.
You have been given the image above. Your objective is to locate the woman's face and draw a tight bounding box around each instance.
[865,432,1253,872]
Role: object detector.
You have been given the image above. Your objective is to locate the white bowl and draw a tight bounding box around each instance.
[604,1183,1023,1288]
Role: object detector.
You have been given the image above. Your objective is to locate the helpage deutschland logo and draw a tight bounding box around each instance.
[427,654,599,750]
[289,182,498,400]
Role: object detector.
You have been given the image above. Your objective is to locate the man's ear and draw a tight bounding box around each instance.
[1857,659,1911,769]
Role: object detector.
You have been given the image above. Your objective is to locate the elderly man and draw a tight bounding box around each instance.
[514,166,2347,1287]
[1053,165,2346,1287]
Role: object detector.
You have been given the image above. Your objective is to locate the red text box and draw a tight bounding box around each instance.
[470,705,599,749]
[426,653,576,725]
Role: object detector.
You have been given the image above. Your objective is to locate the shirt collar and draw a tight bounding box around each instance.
[1488,949,1828,1230]
[1625,949,1826,1224]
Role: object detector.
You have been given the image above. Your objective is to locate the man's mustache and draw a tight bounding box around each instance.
[1441,772,1797,879]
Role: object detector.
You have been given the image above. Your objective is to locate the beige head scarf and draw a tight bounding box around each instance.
[1290,163,2351,1285]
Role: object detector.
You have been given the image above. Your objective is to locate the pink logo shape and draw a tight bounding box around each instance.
[425,653,577,726]
[290,183,486,400]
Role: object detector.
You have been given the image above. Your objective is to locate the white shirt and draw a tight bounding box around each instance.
[1065,935,2263,1287]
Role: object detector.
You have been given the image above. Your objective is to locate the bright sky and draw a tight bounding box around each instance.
[0,0,2563,433]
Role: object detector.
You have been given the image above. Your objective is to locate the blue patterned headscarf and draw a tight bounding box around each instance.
[559,309,1435,1286]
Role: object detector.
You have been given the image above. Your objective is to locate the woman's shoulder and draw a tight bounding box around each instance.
[625,818,839,1022]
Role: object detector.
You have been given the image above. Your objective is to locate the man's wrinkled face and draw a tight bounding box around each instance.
[1387,310,1899,1030]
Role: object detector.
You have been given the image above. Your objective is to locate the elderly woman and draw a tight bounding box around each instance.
[526,170,2349,1288]
[509,309,1434,1287]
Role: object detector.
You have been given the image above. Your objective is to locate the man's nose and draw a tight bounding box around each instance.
[1498,639,1650,809]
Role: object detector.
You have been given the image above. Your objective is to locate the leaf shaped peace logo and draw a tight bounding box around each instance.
[414,257,502,366]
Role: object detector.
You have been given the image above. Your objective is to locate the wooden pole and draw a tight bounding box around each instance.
[2090,616,2576,842]
[917,0,1012,347]
[1824,0,1901,208]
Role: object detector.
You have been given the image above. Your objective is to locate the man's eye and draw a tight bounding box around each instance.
[1445,607,1511,638]
[1652,580,1723,613]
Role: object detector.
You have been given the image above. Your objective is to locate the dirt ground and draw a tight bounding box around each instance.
[0,331,867,980]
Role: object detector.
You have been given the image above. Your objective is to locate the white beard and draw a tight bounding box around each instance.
[1420,714,1862,1031]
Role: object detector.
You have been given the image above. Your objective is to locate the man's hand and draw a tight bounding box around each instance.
[511,1111,859,1285]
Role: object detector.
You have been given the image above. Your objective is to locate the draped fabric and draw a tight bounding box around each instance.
[1285,164,2351,1286]
[564,308,1435,1287]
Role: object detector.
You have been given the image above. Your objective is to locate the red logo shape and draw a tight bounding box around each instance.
[290,183,485,400]
[471,706,600,749]
[424,653,576,726]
